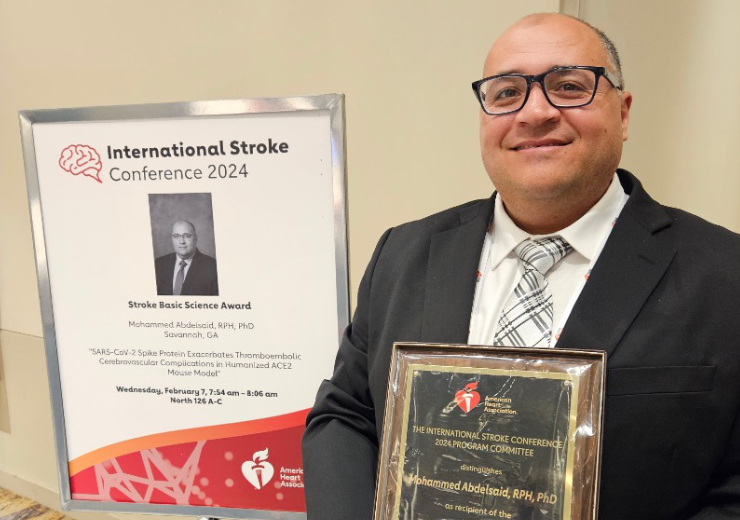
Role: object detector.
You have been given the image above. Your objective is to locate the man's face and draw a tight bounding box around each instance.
[479,16,631,216]
[171,221,197,260]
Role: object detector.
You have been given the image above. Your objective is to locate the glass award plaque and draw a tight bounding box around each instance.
[374,343,605,520]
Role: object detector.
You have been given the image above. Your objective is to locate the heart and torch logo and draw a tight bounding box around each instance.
[454,382,481,413]
[241,448,274,490]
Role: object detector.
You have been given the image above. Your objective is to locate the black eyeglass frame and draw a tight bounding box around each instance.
[471,65,622,116]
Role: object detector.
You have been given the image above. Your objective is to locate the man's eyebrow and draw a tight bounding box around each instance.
[490,65,577,76]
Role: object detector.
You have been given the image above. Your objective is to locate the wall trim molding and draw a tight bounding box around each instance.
[560,0,581,17]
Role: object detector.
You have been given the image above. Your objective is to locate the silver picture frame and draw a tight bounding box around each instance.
[19,95,349,520]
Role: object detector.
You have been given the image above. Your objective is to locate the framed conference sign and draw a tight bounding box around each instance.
[375,343,606,520]
[19,95,349,520]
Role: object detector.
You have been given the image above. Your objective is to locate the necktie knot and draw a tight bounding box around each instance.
[493,236,571,348]
[179,260,187,268]
[515,237,572,276]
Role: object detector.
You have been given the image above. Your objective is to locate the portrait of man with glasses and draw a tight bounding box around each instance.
[150,193,219,296]
[303,12,740,520]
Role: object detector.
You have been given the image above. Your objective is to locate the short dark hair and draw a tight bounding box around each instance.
[567,15,624,88]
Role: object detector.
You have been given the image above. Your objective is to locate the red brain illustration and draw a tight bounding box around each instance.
[59,144,103,183]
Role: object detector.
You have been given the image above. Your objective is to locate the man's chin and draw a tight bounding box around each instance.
[494,170,579,198]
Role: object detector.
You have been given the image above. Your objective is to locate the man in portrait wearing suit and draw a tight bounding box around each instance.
[303,13,740,520]
[154,220,219,296]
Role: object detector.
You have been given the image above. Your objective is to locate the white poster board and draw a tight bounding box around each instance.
[20,96,348,520]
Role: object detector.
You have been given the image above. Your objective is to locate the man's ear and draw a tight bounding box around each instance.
[620,91,633,142]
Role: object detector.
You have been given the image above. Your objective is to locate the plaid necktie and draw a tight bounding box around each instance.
[493,237,572,348]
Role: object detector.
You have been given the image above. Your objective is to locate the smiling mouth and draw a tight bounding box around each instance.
[513,142,569,151]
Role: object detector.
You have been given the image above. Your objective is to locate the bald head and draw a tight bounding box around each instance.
[488,14,623,87]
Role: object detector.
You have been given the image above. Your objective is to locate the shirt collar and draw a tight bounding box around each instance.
[489,172,625,269]
[175,255,193,267]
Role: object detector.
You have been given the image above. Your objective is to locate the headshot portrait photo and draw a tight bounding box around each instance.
[149,192,219,296]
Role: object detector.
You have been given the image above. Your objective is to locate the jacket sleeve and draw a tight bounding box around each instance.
[302,229,392,520]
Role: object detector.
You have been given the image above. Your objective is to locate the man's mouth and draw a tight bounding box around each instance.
[511,140,570,151]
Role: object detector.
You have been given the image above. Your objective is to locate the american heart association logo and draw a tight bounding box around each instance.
[241,448,274,490]
[454,382,481,413]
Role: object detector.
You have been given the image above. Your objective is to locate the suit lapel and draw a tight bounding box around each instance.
[422,197,494,343]
[160,253,175,295]
[557,170,676,358]
[419,170,674,357]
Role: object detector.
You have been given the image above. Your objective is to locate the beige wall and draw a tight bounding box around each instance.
[0,1,556,518]
[579,0,740,230]
[2,0,739,518]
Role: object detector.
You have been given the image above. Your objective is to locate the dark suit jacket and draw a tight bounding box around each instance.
[154,249,219,296]
[303,170,740,520]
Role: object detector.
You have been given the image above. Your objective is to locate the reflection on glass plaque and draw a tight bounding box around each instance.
[375,343,604,520]
[396,366,576,520]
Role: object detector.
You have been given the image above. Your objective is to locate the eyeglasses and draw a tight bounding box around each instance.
[172,234,194,240]
[472,66,622,116]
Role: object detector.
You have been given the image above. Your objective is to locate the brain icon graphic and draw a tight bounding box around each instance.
[59,144,103,183]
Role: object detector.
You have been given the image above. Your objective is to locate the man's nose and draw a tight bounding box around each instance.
[515,82,561,123]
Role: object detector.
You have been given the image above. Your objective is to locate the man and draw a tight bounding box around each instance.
[154,220,219,296]
[303,13,740,520]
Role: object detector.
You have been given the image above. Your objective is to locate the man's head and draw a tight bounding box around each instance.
[171,220,198,260]
[477,13,632,233]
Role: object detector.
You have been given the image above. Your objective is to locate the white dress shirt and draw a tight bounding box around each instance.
[468,173,629,347]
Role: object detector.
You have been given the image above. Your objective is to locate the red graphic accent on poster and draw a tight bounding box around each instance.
[454,382,480,413]
[59,144,103,183]
[69,412,308,512]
